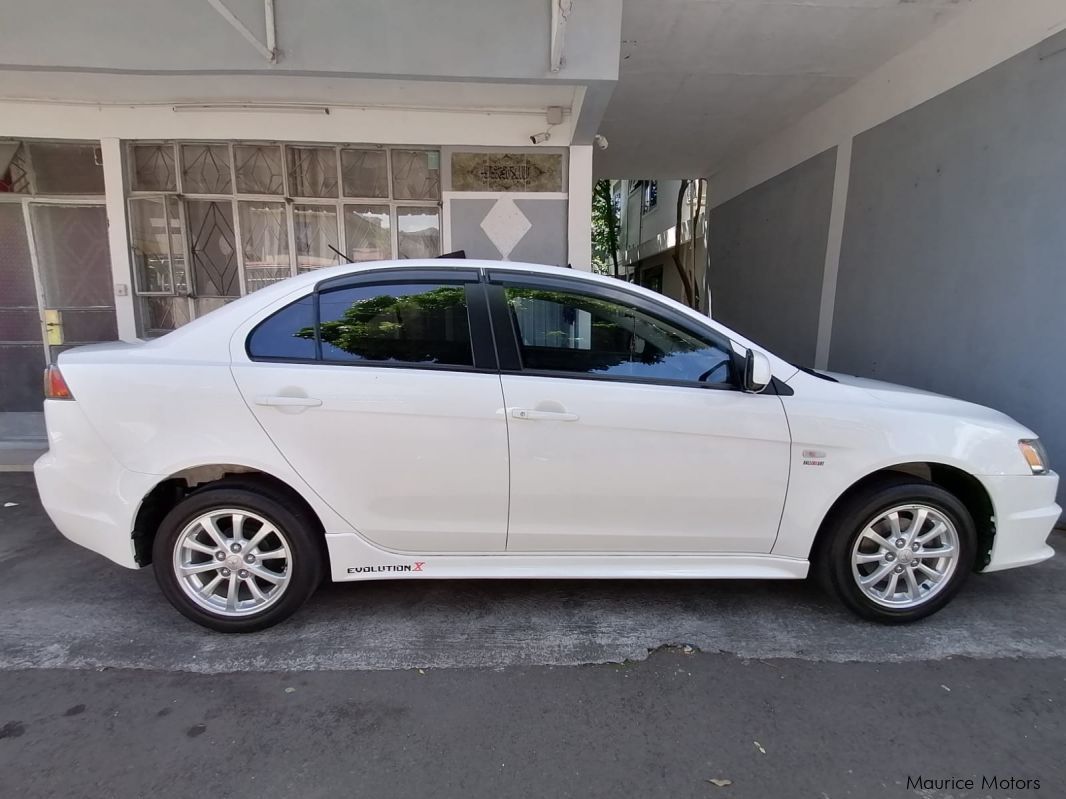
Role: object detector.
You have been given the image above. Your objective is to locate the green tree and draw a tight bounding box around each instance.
[591,179,620,277]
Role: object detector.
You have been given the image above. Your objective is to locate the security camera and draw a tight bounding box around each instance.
[530,131,551,145]
[594,134,609,150]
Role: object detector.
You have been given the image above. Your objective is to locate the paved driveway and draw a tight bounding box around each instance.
[1,473,1064,797]
[2,474,1065,671]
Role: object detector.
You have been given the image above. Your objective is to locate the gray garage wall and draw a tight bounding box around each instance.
[708,148,836,366]
[830,30,1066,497]
[449,198,568,266]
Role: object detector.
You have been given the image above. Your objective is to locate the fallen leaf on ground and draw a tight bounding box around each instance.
[3,502,17,508]
[754,741,766,754]
[284,687,295,693]
[706,778,732,787]
[941,684,951,692]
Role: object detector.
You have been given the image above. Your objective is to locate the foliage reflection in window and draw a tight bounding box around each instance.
[311,283,472,366]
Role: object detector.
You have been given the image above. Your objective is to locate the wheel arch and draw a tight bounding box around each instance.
[132,464,326,566]
[809,462,995,571]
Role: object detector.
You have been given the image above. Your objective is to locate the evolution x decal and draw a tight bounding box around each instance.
[347,562,426,574]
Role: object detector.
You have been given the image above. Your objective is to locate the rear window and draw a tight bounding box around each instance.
[246,282,473,368]
[318,283,472,366]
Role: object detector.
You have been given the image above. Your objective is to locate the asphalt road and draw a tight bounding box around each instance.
[2,472,1064,798]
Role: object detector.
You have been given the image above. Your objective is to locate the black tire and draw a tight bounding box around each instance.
[153,483,324,633]
[817,475,976,623]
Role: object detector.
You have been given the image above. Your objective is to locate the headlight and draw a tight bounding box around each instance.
[1018,439,1050,474]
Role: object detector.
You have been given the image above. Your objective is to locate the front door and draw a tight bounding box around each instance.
[230,270,509,553]
[491,275,791,553]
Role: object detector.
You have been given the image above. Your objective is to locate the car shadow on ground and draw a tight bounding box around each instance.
[2,472,1064,671]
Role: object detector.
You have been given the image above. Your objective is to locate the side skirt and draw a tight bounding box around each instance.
[324,533,810,582]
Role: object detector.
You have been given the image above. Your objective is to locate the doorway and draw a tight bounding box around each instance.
[0,202,115,418]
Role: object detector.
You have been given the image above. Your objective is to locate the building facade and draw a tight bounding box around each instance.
[703,3,1066,504]
[611,179,707,312]
[0,0,623,440]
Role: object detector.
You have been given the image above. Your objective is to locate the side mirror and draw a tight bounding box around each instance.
[743,349,772,394]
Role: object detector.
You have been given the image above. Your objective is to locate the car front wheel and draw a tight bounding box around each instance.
[153,484,323,632]
[820,477,976,623]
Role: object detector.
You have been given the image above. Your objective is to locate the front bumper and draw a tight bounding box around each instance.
[979,472,1060,572]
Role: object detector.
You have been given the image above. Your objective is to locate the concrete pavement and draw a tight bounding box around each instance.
[2,474,1065,671]
[2,473,1064,797]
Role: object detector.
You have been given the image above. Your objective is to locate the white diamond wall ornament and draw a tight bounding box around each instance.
[479,198,532,260]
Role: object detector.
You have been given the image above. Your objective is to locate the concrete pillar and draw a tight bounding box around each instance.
[99,137,138,341]
[567,144,593,270]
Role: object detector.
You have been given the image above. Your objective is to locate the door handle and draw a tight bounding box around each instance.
[510,408,579,422]
[254,395,323,408]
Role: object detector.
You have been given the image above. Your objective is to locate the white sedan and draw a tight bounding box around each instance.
[34,260,1059,631]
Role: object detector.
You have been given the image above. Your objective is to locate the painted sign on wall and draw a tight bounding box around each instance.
[451,152,564,192]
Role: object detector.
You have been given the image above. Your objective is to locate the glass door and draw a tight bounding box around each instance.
[0,204,46,412]
[29,203,117,363]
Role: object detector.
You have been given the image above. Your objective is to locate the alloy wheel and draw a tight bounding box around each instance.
[172,508,292,617]
[850,504,960,609]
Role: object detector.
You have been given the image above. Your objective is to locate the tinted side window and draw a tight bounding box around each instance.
[504,285,734,385]
[318,282,473,366]
[247,296,316,359]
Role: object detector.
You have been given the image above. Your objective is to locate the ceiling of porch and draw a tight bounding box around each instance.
[594,0,976,178]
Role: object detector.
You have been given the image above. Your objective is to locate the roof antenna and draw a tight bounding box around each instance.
[327,244,351,263]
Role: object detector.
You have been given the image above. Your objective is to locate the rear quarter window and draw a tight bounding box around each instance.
[247,296,317,360]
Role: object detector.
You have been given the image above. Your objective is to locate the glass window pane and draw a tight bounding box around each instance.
[318,283,472,366]
[30,204,114,308]
[287,146,338,198]
[129,196,186,294]
[391,149,440,200]
[294,204,341,272]
[186,200,239,298]
[247,296,316,360]
[30,142,105,194]
[340,148,388,198]
[181,144,232,194]
[0,141,31,194]
[504,285,734,384]
[343,204,391,261]
[130,144,176,192]
[0,202,36,306]
[139,296,190,337]
[397,207,440,259]
[234,144,284,195]
[238,201,291,292]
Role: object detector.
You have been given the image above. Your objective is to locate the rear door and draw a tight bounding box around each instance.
[230,268,510,553]
[488,272,791,553]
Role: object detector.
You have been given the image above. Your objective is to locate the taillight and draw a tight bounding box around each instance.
[43,364,74,400]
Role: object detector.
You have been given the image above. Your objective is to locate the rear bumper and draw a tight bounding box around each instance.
[980,472,1060,572]
[33,401,156,570]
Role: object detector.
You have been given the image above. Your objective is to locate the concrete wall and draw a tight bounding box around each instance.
[707,148,836,366]
[829,30,1066,483]
[704,4,1066,503]
[449,198,568,266]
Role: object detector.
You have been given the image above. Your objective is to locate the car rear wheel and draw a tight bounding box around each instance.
[819,476,976,623]
[153,485,323,632]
